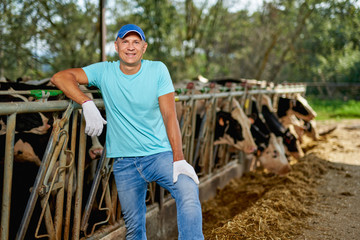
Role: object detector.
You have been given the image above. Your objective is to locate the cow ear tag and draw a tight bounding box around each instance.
[244,99,250,109]
[219,117,224,126]
[256,149,261,157]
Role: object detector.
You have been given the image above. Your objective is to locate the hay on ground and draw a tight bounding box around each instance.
[202,153,329,240]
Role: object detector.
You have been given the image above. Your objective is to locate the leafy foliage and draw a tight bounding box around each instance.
[308,97,360,120]
[1,0,359,87]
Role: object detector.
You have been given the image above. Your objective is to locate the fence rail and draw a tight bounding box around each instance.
[0,83,306,240]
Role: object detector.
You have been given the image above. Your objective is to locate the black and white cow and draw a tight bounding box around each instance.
[276,93,318,143]
[0,80,106,239]
[261,95,304,159]
[248,99,291,175]
[0,82,53,165]
[214,99,256,154]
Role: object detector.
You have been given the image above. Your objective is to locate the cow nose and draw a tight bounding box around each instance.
[273,150,278,158]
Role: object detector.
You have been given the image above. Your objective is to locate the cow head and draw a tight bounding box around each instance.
[283,125,304,159]
[277,94,317,122]
[214,111,244,144]
[214,103,256,154]
[304,119,319,141]
[293,94,317,121]
[230,101,257,153]
[13,139,42,166]
[258,133,291,175]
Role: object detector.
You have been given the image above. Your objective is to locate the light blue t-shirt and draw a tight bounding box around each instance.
[83,60,174,158]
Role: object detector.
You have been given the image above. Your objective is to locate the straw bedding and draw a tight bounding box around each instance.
[202,153,329,240]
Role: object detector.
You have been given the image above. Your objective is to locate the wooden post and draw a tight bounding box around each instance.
[100,0,107,62]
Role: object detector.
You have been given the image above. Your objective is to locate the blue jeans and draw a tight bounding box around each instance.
[113,151,204,240]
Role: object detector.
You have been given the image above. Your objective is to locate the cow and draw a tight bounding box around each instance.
[0,84,54,239]
[201,79,256,151]
[174,80,293,175]
[175,80,257,153]
[276,94,317,124]
[0,79,105,163]
[213,99,257,154]
[261,95,304,159]
[303,119,319,141]
[247,98,291,175]
[0,85,52,166]
[175,80,258,175]
[276,94,318,143]
[205,89,289,175]
[0,80,106,239]
[258,133,290,175]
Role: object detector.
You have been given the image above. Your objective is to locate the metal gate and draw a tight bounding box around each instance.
[0,82,306,240]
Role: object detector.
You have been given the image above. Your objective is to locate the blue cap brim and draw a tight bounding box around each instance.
[116,24,146,41]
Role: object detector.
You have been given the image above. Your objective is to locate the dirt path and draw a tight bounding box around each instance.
[202,119,360,239]
[296,119,360,240]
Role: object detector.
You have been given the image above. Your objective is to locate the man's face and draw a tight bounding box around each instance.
[115,32,147,67]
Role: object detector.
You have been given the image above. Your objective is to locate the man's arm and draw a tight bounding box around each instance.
[50,68,91,105]
[51,68,106,137]
[159,92,184,162]
[159,92,199,184]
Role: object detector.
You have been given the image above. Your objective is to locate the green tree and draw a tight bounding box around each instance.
[108,0,183,79]
[36,0,100,72]
[289,0,360,85]
[1,0,359,86]
[0,0,41,80]
[0,0,101,80]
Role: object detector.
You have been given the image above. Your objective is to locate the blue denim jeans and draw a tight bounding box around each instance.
[113,151,204,240]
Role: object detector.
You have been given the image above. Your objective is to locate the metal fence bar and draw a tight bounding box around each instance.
[0,89,304,116]
[72,115,87,240]
[81,147,108,233]
[15,103,75,240]
[1,113,16,240]
[64,110,79,240]
[0,99,105,115]
[0,84,307,240]
[55,123,70,240]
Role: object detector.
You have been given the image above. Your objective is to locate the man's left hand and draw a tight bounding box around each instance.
[173,160,200,184]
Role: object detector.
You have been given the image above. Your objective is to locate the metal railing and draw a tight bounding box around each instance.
[0,83,306,240]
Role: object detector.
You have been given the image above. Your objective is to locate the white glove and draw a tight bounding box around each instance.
[173,160,199,185]
[82,100,107,137]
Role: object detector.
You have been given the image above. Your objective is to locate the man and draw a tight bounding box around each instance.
[51,24,204,239]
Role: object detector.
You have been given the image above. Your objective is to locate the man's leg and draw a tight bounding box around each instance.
[141,151,204,240]
[113,157,148,240]
[172,174,204,240]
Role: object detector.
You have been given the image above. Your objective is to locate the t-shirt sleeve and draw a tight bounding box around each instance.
[157,62,175,97]
[82,62,107,88]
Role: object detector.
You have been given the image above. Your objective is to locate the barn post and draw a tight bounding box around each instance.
[54,123,70,239]
[188,95,198,165]
[15,103,75,240]
[100,0,107,62]
[1,113,16,240]
[207,95,217,174]
[63,110,79,240]
[72,113,87,239]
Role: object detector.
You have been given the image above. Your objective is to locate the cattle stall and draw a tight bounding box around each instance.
[0,83,306,240]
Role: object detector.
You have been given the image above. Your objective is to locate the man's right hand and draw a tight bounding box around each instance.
[173,160,200,185]
[82,100,107,137]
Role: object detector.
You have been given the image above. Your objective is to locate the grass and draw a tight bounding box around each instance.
[307,97,360,120]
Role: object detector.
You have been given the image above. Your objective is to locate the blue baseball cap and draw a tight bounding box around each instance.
[116,24,146,41]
